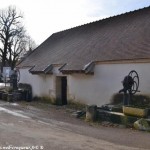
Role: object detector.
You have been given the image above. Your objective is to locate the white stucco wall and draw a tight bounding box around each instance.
[19,63,150,106]
[19,68,55,98]
[67,63,150,106]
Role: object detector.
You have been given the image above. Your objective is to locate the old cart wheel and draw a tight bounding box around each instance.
[128,70,139,94]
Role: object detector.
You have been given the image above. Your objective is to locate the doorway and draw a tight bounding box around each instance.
[56,76,67,105]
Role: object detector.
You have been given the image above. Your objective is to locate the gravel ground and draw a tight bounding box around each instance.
[0,100,150,150]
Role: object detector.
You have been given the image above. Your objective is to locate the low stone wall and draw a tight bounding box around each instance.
[86,105,139,127]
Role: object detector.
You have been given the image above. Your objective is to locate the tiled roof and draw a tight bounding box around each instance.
[18,6,150,73]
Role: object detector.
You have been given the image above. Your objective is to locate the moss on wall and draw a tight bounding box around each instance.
[110,93,124,104]
[33,96,56,105]
[110,93,150,107]
[67,99,86,110]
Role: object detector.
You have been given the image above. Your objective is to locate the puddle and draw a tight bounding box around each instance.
[0,107,30,119]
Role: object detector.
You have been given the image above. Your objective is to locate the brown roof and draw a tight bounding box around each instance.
[19,6,150,74]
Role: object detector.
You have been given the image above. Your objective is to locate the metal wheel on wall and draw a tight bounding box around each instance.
[128,70,139,94]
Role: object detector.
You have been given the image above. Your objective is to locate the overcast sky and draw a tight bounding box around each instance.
[0,0,150,45]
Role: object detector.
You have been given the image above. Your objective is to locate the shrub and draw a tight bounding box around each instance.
[110,93,150,107]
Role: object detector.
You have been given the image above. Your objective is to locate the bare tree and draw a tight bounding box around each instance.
[17,35,37,64]
[26,35,36,52]
[0,6,36,70]
[7,31,36,69]
[7,29,26,69]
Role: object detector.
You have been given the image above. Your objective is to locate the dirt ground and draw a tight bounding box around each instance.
[0,100,150,150]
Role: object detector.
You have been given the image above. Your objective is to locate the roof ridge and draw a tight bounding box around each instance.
[54,6,150,34]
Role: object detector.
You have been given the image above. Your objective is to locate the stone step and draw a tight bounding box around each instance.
[97,109,139,126]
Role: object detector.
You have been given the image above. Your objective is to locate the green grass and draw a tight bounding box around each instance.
[67,100,86,110]
[32,97,86,109]
[32,96,56,105]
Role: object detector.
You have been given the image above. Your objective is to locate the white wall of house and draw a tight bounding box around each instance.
[19,68,55,98]
[19,62,150,106]
[67,63,150,106]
